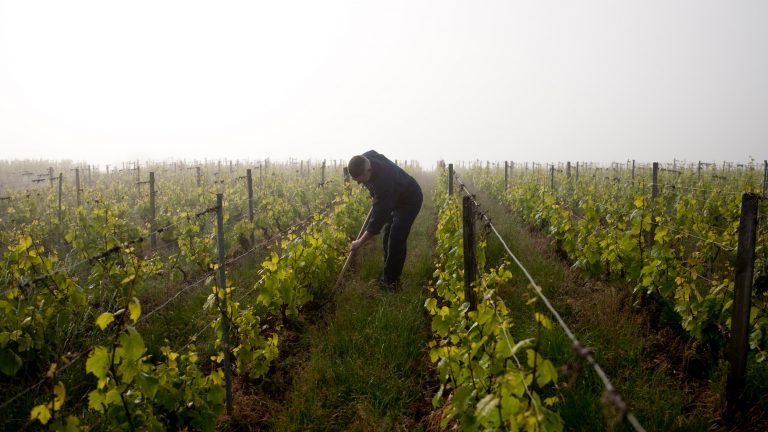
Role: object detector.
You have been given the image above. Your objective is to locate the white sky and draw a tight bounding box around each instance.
[1,1,766,168]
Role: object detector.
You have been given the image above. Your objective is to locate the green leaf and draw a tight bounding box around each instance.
[128,298,141,322]
[534,312,553,330]
[86,346,111,379]
[53,382,66,410]
[119,328,145,362]
[476,394,500,419]
[0,347,23,376]
[88,389,106,412]
[18,235,32,252]
[30,404,51,425]
[424,298,438,314]
[95,312,115,330]
[136,372,160,399]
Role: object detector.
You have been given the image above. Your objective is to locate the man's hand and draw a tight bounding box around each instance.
[350,230,373,252]
[350,239,365,252]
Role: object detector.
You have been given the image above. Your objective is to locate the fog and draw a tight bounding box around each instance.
[1,1,766,167]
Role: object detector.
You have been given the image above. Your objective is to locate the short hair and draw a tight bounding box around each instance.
[348,155,370,178]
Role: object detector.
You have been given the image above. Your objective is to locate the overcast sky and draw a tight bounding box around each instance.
[1,1,766,168]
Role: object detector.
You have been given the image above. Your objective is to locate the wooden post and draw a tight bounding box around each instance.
[631,160,635,181]
[136,162,141,194]
[149,172,157,249]
[57,173,63,245]
[343,167,350,184]
[549,165,555,190]
[462,196,477,312]
[48,167,54,187]
[246,168,254,242]
[75,168,81,207]
[215,193,234,415]
[504,161,509,189]
[576,162,580,181]
[698,161,702,180]
[725,193,759,418]
[566,162,571,179]
[650,162,659,242]
[762,160,767,196]
[196,166,201,186]
[448,163,454,196]
[321,160,326,186]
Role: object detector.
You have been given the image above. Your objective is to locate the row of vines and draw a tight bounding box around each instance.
[1,162,368,430]
[469,163,767,364]
[425,168,563,431]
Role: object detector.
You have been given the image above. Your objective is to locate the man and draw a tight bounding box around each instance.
[348,151,423,289]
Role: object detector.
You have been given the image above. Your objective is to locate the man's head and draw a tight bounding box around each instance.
[348,155,372,183]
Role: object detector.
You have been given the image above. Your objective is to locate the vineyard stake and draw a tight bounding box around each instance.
[650,162,658,242]
[321,160,326,187]
[762,160,767,195]
[48,167,54,188]
[343,167,350,184]
[75,168,81,207]
[462,195,478,312]
[576,161,579,181]
[246,169,254,224]
[57,173,63,246]
[725,193,759,418]
[632,160,635,181]
[566,161,571,179]
[215,193,234,415]
[549,165,555,190]
[149,172,156,249]
[504,161,509,189]
[448,163,454,196]
[246,169,255,244]
[196,166,201,186]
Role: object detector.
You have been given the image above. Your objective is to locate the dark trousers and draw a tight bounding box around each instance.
[381,190,423,283]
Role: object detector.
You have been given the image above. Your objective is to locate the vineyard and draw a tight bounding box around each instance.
[1,158,766,431]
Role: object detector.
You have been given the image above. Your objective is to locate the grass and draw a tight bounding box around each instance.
[267,174,436,431]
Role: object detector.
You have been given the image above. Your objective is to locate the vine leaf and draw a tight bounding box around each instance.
[95,312,115,330]
[86,346,110,380]
[128,298,141,322]
[30,404,51,425]
[0,348,22,376]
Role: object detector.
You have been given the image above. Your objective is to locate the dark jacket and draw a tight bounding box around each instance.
[361,150,422,235]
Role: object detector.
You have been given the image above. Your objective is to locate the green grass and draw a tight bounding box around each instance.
[269,175,436,431]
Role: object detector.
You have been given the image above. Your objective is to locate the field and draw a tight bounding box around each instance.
[0,159,766,431]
